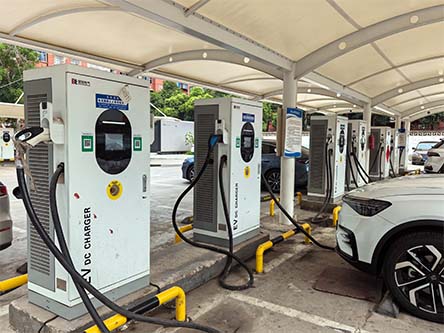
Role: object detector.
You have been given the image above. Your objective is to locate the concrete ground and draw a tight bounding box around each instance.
[127,227,443,333]
[1,160,439,333]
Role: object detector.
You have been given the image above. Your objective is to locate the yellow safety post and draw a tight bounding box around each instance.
[270,199,275,217]
[256,224,312,273]
[332,206,342,227]
[84,314,127,333]
[0,274,28,294]
[269,197,280,217]
[296,192,302,205]
[156,286,186,322]
[174,224,193,243]
[301,223,312,244]
[255,240,273,273]
[84,286,186,333]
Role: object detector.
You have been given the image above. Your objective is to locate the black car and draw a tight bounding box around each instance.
[181,140,309,192]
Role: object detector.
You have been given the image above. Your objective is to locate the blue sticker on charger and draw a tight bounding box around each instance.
[96,94,128,110]
[242,113,255,123]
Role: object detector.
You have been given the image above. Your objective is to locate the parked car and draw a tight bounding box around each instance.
[181,140,309,192]
[261,140,309,192]
[410,141,439,165]
[0,182,12,250]
[337,175,444,323]
[424,139,444,173]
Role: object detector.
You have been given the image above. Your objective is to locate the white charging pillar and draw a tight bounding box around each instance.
[279,67,297,225]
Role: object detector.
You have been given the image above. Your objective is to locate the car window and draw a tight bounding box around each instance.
[262,143,276,154]
[416,142,439,150]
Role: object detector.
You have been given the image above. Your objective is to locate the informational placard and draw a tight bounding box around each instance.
[397,128,406,148]
[284,107,303,158]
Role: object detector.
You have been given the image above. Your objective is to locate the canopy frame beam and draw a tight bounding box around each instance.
[372,76,444,105]
[402,99,444,118]
[293,5,444,78]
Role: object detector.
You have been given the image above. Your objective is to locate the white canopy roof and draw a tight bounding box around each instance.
[0,102,24,119]
[1,0,443,120]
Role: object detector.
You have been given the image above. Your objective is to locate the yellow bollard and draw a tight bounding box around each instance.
[156,286,186,322]
[332,206,342,227]
[84,286,187,333]
[302,223,312,244]
[0,274,28,293]
[175,224,193,243]
[270,199,275,217]
[84,314,127,333]
[255,240,273,273]
[296,192,302,205]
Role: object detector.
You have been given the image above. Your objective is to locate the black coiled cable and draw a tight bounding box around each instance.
[261,171,335,251]
[50,164,110,333]
[172,136,254,291]
[17,166,220,333]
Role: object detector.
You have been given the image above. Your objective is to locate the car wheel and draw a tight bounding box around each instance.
[187,166,195,182]
[265,169,280,193]
[383,231,444,323]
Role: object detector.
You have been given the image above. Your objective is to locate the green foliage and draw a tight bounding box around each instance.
[412,112,444,130]
[262,102,278,131]
[151,81,282,129]
[150,82,229,121]
[0,43,39,103]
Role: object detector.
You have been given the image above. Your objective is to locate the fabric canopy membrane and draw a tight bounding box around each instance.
[0,0,443,120]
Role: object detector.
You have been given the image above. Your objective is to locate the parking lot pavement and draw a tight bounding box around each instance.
[128,229,443,333]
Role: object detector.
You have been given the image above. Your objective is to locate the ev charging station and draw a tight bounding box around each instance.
[308,115,348,203]
[0,128,15,161]
[346,120,367,188]
[369,127,391,180]
[23,65,151,319]
[193,98,262,247]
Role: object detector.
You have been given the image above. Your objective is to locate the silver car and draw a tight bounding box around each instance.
[0,182,12,250]
[411,141,439,165]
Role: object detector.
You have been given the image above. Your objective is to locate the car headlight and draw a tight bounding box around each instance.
[343,195,391,217]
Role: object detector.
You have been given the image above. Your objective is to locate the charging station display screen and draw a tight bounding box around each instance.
[243,136,252,149]
[240,122,255,163]
[105,133,124,151]
[2,132,10,143]
[96,109,132,174]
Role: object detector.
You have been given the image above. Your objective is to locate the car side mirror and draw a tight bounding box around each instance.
[412,147,416,151]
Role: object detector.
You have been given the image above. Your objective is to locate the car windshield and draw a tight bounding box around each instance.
[416,142,438,150]
[432,140,444,149]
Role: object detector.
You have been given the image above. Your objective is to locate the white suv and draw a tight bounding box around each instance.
[424,139,444,173]
[336,175,444,323]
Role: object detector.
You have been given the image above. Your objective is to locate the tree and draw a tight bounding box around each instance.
[262,102,278,131]
[412,112,444,130]
[0,43,39,103]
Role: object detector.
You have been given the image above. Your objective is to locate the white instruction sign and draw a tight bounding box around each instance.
[397,128,406,148]
[284,107,303,158]
[118,85,131,105]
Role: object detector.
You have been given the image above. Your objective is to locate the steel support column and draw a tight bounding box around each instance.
[363,104,372,171]
[401,119,411,172]
[279,67,297,225]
